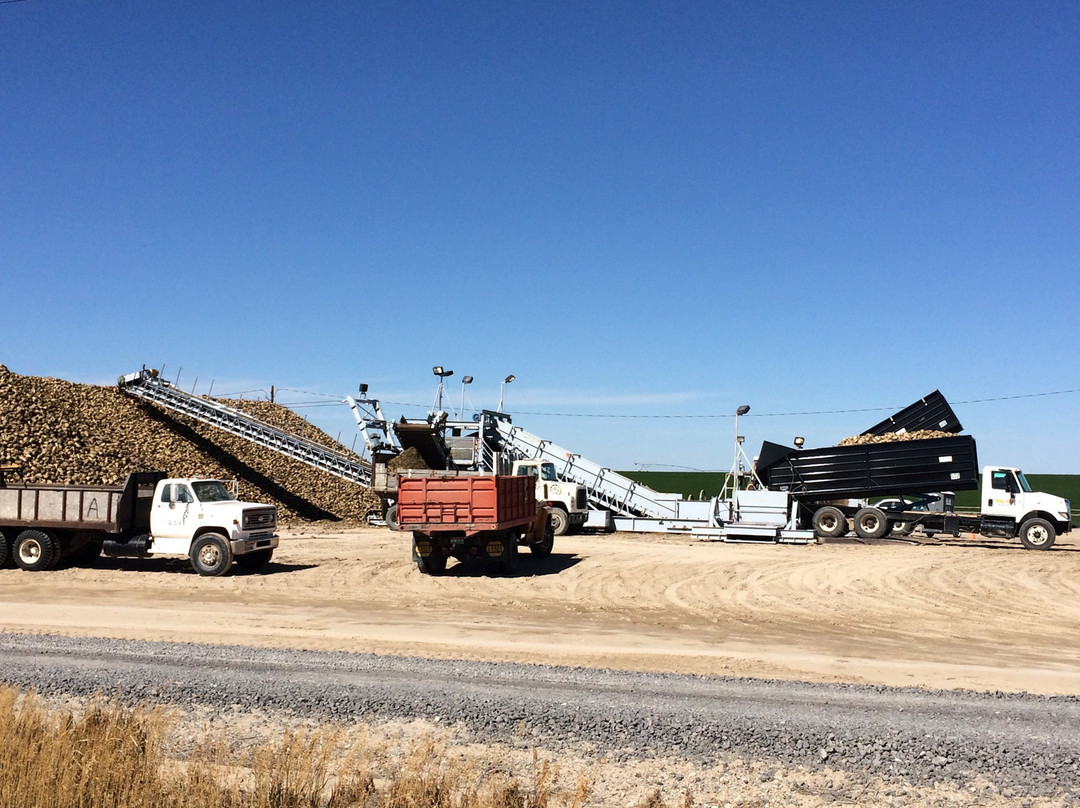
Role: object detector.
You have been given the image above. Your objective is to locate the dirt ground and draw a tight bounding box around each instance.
[2,525,1079,696]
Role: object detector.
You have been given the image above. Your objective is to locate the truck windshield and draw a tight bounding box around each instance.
[191,481,236,502]
[540,463,558,482]
[1015,472,1033,493]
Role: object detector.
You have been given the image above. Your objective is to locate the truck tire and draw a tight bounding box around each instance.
[498,530,518,574]
[1019,517,1056,551]
[0,530,9,567]
[235,548,274,571]
[812,506,848,539]
[189,533,234,577]
[550,506,570,536]
[412,533,446,575]
[853,507,890,540]
[416,551,447,575]
[13,529,59,571]
[890,520,915,537]
[385,504,399,531]
[530,521,555,558]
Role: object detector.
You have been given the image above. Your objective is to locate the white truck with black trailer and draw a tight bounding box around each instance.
[0,468,278,575]
[755,392,1072,549]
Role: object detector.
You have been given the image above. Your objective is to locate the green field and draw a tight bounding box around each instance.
[620,470,1080,511]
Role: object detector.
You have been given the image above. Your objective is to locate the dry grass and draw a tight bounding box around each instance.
[0,686,598,808]
[2,686,1059,808]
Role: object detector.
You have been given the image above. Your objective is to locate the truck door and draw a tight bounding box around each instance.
[151,482,195,539]
[982,469,1021,519]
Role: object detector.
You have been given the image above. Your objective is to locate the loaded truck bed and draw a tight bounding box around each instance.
[755,435,980,500]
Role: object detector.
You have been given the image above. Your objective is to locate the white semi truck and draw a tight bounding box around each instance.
[756,438,1072,549]
[0,469,278,575]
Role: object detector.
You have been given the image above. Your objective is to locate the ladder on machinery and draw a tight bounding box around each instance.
[118,368,372,486]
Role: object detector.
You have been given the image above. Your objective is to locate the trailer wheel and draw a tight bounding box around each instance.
[812,506,848,539]
[890,520,915,537]
[549,506,570,536]
[13,529,58,571]
[385,504,399,531]
[1019,518,1056,551]
[0,530,8,567]
[189,533,234,576]
[853,507,890,540]
[235,548,274,571]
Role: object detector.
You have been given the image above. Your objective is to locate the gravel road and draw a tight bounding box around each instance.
[1,633,1078,802]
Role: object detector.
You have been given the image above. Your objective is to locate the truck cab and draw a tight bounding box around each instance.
[511,460,588,535]
[981,466,1072,549]
[145,477,279,575]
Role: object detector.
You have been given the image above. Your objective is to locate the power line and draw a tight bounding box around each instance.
[226,386,1080,420]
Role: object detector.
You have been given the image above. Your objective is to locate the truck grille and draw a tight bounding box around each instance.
[243,508,277,530]
[576,489,587,509]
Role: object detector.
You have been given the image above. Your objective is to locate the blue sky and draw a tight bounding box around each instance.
[2,1,1078,473]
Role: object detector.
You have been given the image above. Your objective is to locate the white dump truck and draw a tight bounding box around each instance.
[0,468,278,575]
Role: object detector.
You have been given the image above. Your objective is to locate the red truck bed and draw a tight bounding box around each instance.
[397,475,536,533]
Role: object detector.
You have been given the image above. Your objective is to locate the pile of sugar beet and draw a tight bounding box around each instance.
[0,364,381,522]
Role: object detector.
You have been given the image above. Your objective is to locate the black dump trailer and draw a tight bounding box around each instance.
[754,391,982,542]
[755,434,980,501]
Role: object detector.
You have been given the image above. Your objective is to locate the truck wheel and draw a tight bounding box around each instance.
[412,533,446,575]
[0,530,8,567]
[550,506,570,536]
[853,507,890,540]
[385,504,399,531]
[189,533,234,576]
[416,552,447,575]
[13,529,58,571]
[1019,518,1056,550]
[890,520,915,537]
[812,506,848,539]
[235,548,274,571]
[530,521,555,558]
[498,530,518,574]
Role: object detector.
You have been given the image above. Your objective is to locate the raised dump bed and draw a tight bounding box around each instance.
[755,434,980,500]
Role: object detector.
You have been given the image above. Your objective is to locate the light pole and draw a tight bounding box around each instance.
[498,374,515,412]
[432,366,453,413]
[734,404,749,486]
[459,375,473,419]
